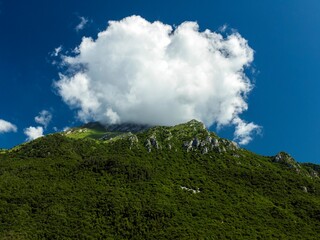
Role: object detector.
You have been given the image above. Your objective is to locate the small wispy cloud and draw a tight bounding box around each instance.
[219,24,228,32]
[51,45,63,57]
[35,110,52,129]
[0,119,17,133]
[75,16,89,32]
[24,126,44,141]
[63,126,71,132]
[52,126,70,132]
[233,117,262,145]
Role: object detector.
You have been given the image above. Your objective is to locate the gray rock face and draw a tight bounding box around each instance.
[301,186,308,193]
[145,139,152,152]
[183,141,192,148]
[182,135,238,155]
[145,136,160,152]
[302,163,320,178]
[192,138,201,148]
[211,138,219,147]
[273,152,301,172]
[202,147,208,154]
[274,152,296,165]
[150,137,159,149]
[183,141,193,152]
[127,134,139,149]
[128,134,138,144]
[309,170,319,178]
[229,141,239,150]
[218,146,226,153]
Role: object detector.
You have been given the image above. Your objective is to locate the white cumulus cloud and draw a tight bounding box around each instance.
[55,15,260,144]
[0,119,17,133]
[35,110,52,128]
[24,126,44,141]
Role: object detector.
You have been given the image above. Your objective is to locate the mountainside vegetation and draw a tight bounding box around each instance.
[0,120,319,239]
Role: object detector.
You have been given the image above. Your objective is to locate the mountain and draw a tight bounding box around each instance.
[62,121,151,141]
[0,120,319,239]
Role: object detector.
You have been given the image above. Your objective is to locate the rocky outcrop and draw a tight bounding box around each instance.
[145,135,160,152]
[202,147,209,154]
[180,186,200,194]
[145,139,152,152]
[301,186,308,193]
[272,152,301,173]
[309,169,319,178]
[183,140,193,152]
[136,119,242,155]
[150,137,159,149]
[301,163,320,178]
[128,134,139,147]
[211,138,219,147]
[183,136,239,154]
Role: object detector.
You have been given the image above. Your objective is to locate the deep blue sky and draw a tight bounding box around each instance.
[1,0,320,163]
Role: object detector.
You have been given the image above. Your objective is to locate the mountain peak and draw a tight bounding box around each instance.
[273,151,301,172]
[186,119,206,127]
[174,119,207,132]
[187,119,204,124]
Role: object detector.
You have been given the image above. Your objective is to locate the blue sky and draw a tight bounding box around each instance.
[1,0,320,164]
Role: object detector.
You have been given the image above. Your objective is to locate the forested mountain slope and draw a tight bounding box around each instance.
[0,120,319,239]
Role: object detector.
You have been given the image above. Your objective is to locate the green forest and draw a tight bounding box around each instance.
[0,120,319,239]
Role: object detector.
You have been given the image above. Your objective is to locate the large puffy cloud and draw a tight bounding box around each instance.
[0,119,17,133]
[24,126,44,141]
[55,15,260,144]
